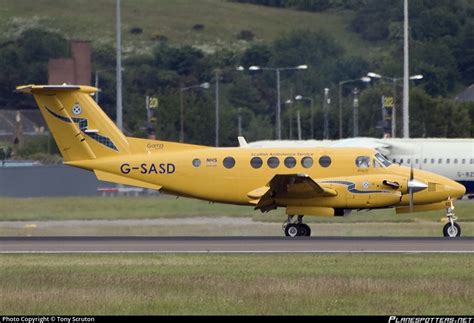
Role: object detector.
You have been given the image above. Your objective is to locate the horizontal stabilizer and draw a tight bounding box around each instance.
[94,170,162,191]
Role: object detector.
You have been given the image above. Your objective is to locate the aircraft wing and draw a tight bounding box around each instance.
[248,174,337,212]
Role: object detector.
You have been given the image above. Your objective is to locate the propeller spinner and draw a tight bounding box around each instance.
[407,165,428,211]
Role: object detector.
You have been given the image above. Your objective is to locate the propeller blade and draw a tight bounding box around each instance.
[409,163,414,212]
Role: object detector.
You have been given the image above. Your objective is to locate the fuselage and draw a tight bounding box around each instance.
[70,144,465,210]
[249,138,474,194]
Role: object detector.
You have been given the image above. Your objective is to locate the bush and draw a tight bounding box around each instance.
[237,30,255,41]
[129,27,143,34]
[192,24,205,31]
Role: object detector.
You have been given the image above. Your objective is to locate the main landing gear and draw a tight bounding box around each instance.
[443,197,461,238]
[283,215,311,237]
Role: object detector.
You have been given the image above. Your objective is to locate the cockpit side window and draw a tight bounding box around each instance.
[374,153,392,167]
[355,156,370,169]
[373,158,383,168]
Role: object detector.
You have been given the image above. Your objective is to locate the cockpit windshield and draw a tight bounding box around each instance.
[374,153,392,167]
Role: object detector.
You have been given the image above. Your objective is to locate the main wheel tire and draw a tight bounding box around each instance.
[443,222,461,237]
[298,223,311,237]
[285,223,300,237]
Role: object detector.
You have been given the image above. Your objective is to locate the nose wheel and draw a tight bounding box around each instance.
[443,197,461,238]
[283,215,311,237]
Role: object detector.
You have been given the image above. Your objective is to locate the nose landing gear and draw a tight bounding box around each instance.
[283,215,311,237]
[443,197,461,238]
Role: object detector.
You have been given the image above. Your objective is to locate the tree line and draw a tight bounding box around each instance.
[0,7,473,154]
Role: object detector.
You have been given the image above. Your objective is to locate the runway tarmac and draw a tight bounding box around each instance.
[0,236,473,253]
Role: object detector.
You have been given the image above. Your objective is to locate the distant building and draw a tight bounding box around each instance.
[0,110,47,141]
[48,40,91,85]
[455,84,474,102]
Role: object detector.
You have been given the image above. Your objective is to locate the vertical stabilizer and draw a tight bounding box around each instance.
[17,85,130,161]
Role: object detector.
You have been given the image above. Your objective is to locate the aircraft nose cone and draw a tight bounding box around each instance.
[447,181,466,199]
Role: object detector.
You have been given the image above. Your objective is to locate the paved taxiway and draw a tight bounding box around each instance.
[0,237,473,253]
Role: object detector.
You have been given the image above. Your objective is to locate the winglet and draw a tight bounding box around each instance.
[238,136,248,147]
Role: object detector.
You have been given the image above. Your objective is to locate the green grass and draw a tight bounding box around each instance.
[1,197,473,236]
[0,0,373,55]
[0,196,257,220]
[0,254,472,315]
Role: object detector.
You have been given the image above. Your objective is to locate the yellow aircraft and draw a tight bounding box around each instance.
[17,84,466,237]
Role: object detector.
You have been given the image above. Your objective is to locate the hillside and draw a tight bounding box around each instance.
[0,0,375,56]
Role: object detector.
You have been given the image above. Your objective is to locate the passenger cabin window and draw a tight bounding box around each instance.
[223,157,236,169]
[192,159,201,167]
[462,159,466,164]
[423,158,427,164]
[471,159,474,164]
[431,158,435,164]
[400,159,404,164]
[446,158,450,164]
[267,157,279,169]
[374,153,392,167]
[407,159,411,164]
[284,157,296,169]
[438,158,442,164]
[454,159,458,164]
[319,155,332,168]
[415,159,419,164]
[355,156,370,169]
[250,157,263,169]
[301,156,313,168]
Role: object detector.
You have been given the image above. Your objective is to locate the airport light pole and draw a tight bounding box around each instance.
[116,0,123,131]
[214,69,220,147]
[352,87,359,137]
[403,0,409,138]
[338,76,371,138]
[179,82,210,143]
[367,72,423,138]
[284,99,295,140]
[245,64,308,140]
[323,88,330,140]
[294,95,314,139]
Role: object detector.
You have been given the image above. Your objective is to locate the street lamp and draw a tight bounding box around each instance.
[338,76,371,138]
[367,72,423,137]
[295,95,314,139]
[284,99,294,139]
[323,88,330,139]
[179,82,210,143]
[243,64,308,139]
[214,70,220,147]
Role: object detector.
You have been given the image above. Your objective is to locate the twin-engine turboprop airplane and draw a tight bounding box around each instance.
[17,84,466,237]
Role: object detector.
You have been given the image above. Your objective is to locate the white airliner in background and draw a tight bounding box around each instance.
[246,137,474,195]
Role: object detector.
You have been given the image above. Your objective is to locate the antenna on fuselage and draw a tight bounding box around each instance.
[238,136,248,147]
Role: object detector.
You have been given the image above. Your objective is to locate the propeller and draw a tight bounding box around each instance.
[406,163,428,212]
[409,164,414,211]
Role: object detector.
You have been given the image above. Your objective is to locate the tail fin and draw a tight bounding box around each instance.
[17,85,130,161]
